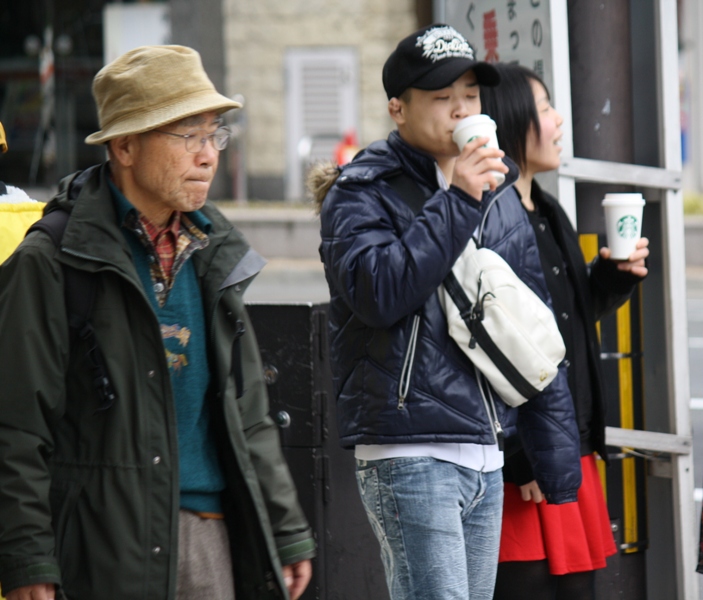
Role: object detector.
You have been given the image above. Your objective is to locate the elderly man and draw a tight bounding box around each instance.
[0,45,314,600]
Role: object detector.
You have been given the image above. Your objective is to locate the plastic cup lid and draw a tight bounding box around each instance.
[454,114,496,130]
[602,193,645,206]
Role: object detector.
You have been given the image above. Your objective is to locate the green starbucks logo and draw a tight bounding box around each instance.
[617,215,639,239]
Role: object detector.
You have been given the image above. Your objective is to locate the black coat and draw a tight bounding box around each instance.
[504,182,642,484]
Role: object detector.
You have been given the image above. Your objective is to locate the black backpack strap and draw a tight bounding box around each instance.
[384,172,430,215]
[26,210,117,412]
[26,209,70,248]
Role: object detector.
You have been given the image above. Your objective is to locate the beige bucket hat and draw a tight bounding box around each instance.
[85,45,241,145]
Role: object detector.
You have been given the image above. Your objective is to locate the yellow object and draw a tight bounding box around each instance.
[0,202,45,263]
[579,234,609,497]
[579,232,643,553]
[0,122,7,153]
[616,300,639,553]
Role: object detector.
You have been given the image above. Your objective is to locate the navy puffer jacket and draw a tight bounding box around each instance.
[317,131,581,504]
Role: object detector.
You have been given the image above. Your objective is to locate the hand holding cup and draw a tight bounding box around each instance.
[451,136,507,200]
[601,193,648,277]
[452,115,506,190]
[600,237,649,277]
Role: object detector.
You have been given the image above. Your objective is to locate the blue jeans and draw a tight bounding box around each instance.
[356,457,503,600]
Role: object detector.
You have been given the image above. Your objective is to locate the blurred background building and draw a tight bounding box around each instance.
[2,0,701,206]
[0,0,434,200]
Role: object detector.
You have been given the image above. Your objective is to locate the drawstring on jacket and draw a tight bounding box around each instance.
[397,313,421,409]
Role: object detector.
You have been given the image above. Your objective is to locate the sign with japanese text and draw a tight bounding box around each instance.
[443,0,554,94]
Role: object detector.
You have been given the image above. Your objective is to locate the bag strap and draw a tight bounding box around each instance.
[444,262,541,400]
[27,209,69,247]
[385,173,541,401]
[26,210,117,411]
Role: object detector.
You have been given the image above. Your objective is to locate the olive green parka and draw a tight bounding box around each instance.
[0,164,315,599]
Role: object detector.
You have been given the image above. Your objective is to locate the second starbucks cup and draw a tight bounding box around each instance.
[452,114,505,189]
[601,193,645,260]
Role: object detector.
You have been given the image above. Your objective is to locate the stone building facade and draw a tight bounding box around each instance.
[222,0,419,200]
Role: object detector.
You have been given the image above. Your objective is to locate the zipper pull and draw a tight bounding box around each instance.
[469,335,477,349]
[495,421,505,451]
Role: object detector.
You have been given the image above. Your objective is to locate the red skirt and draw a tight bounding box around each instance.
[499,454,617,575]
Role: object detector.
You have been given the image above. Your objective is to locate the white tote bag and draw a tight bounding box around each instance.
[440,238,566,407]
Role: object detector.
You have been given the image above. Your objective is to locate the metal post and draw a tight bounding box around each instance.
[567,0,634,231]
[567,2,647,597]
[655,1,698,597]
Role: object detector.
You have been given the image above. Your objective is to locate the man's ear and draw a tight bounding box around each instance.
[108,135,138,167]
[388,98,406,126]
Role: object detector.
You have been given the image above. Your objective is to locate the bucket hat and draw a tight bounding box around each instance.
[383,24,500,100]
[85,45,241,145]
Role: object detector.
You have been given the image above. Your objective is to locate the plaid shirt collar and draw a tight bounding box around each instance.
[108,176,211,306]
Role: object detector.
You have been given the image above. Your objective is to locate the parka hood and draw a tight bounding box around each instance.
[45,164,102,216]
[309,133,409,213]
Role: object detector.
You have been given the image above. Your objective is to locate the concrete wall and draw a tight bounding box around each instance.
[222,0,417,199]
[170,0,231,199]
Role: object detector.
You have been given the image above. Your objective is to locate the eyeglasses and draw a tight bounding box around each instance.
[154,126,231,153]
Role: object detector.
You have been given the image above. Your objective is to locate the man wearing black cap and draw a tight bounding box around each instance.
[311,24,581,600]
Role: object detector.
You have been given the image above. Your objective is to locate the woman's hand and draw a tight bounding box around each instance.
[519,480,545,503]
[600,237,649,278]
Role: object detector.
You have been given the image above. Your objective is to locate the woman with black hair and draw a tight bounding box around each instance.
[480,64,649,600]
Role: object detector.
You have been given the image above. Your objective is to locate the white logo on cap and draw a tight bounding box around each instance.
[416,26,475,63]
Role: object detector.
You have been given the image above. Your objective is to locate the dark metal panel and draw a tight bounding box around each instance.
[248,303,389,600]
[280,447,326,600]
[248,303,325,447]
[595,518,648,599]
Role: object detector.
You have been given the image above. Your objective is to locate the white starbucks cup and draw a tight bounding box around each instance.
[452,114,505,190]
[601,193,645,260]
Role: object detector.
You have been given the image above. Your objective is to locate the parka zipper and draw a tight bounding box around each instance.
[231,319,246,398]
[397,313,421,410]
[474,366,505,450]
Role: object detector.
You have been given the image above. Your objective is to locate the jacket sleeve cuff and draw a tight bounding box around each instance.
[276,529,317,565]
[448,185,482,210]
[0,560,61,597]
[503,448,535,486]
[544,489,579,505]
[591,255,645,295]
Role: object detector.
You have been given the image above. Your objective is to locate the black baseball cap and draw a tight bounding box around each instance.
[383,24,500,100]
